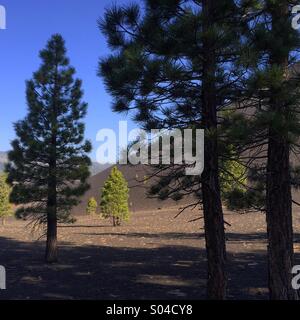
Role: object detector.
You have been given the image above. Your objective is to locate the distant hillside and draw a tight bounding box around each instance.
[0,151,109,176]
[71,164,191,215]
[90,162,111,176]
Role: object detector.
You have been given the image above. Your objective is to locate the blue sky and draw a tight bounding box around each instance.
[0,0,135,160]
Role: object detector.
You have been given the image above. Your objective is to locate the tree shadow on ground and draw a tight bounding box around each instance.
[1,232,298,300]
[226,232,267,242]
[59,225,109,229]
[78,231,275,242]
[81,232,205,240]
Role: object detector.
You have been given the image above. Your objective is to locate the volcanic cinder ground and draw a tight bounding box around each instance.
[1,208,300,300]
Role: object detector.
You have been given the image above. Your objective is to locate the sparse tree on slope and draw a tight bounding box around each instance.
[6,34,91,263]
[0,173,13,225]
[100,167,130,227]
[86,197,98,215]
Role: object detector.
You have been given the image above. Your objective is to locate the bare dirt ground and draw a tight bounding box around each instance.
[1,208,300,300]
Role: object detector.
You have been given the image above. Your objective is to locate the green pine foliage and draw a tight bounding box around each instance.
[220,159,247,197]
[6,34,91,222]
[98,0,249,204]
[86,197,98,215]
[100,167,130,226]
[6,34,91,262]
[0,173,13,222]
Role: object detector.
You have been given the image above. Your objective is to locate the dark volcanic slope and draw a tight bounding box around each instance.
[72,164,187,215]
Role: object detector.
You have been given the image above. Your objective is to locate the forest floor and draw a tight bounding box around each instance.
[1,208,300,300]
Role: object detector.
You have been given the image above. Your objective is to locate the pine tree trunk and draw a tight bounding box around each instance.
[266,133,297,299]
[265,2,298,300]
[46,74,58,263]
[45,165,58,263]
[116,217,121,226]
[45,208,58,263]
[201,0,227,300]
[202,165,227,300]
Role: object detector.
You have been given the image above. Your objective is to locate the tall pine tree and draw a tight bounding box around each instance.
[6,34,91,263]
[99,0,247,299]
[221,0,300,299]
[263,1,299,300]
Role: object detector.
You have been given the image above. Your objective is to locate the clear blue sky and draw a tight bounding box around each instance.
[0,0,135,160]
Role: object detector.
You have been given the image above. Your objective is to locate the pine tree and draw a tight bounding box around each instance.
[262,1,299,300]
[6,34,91,263]
[86,197,98,215]
[100,167,130,226]
[99,0,246,299]
[220,158,247,199]
[219,1,300,299]
[0,173,13,225]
